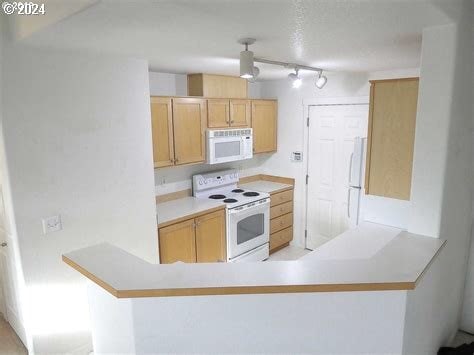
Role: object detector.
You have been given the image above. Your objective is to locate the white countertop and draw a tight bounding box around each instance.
[156,197,224,227]
[156,179,293,227]
[63,222,446,298]
[302,223,403,261]
[239,180,293,194]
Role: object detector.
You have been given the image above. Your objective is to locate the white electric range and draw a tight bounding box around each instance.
[193,170,270,262]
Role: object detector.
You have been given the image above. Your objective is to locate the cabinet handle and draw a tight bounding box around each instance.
[230,120,234,124]
[175,158,179,163]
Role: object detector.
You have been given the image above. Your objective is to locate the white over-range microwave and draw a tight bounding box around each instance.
[206,128,253,164]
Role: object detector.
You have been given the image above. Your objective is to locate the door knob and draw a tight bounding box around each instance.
[1,242,7,247]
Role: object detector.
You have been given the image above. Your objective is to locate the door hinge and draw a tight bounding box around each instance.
[306,117,310,127]
[306,174,309,185]
[304,229,308,240]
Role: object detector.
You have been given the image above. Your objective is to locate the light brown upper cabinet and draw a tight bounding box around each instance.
[252,100,278,154]
[207,99,251,128]
[151,97,207,167]
[365,78,419,200]
[150,97,174,168]
[188,74,248,98]
[172,98,207,165]
[229,99,251,127]
[207,99,230,128]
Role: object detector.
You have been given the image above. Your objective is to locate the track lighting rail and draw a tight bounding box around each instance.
[254,57,322,73]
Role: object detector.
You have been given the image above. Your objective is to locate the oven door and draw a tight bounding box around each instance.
[207,136,246,164]
[227,198,270,260]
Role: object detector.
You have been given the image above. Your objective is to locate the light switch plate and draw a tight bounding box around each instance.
[42,215,62,234]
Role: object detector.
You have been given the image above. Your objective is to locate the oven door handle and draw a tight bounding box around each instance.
[228,198,270,214]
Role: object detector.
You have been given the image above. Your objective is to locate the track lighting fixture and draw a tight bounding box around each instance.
[238,38,327,89]
[239,38,256,79]
[247,66,260,83]
[288,68,302,88]
[315,71,328,89]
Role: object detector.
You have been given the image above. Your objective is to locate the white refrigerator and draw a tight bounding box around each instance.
[347,137,365,227]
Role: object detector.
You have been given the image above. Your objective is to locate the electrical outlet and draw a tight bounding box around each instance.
[42,215,62,235]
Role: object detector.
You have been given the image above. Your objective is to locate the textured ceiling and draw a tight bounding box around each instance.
[16,0,458,79]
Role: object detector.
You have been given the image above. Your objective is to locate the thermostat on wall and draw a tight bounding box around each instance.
[291,151,303,162]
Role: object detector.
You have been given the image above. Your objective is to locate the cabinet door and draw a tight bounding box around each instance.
[207,99,230,128]
[365,78,419,200]
[195,210,226,263]
[150,97,174,168]
[172,98,207,165]
[230,99,251,127]
[251,100,277,154]
[159,219,196,264]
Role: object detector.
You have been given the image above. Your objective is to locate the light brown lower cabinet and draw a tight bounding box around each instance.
[195,210,226,263]
[158,219,196,264]
[158,209,226,264]
[269,188,294,254]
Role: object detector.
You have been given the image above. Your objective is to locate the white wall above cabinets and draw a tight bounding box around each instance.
[149,72,187,96]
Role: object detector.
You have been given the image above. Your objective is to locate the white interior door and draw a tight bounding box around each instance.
[306,104,368,249]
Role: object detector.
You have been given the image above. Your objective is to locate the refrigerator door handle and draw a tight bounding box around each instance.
[348,152,354,185]
[347,188,351,218]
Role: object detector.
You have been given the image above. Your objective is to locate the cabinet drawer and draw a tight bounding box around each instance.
[270,213,293,234]
[270,201,293,219]
[270,227,293,251]
[270,189,293,207]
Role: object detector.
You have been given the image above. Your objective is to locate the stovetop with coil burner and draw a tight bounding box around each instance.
[193,170,268,209]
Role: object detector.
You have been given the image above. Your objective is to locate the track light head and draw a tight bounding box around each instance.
[315,71,327,89]
[247,66,260,83]
[288,68,302,88]
[239,38,256,79]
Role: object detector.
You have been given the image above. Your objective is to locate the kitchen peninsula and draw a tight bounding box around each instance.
[63,222,445,354]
